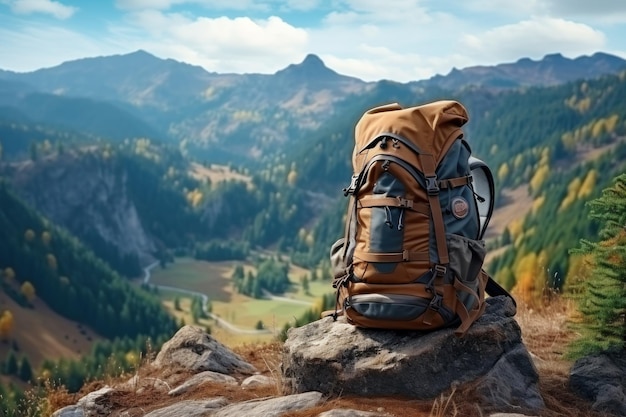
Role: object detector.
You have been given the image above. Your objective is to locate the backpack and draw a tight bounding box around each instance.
[327,100,514,336]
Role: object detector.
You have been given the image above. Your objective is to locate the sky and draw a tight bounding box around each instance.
[1,0,626,82]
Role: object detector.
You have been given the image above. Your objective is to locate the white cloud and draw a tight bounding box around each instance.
[324,0,431,25]
[114,10,308,73]
[460,17,606,63]
[5,0,76,19]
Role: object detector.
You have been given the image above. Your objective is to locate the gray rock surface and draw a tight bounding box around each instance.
[477,344,544,410]
[52,386,114,417]
[211,391,323,417]
[241,374,274,388]
[168,370,237,396]
[570,350,626,415]
[283,296,542,412]
[153,325,257,375]
[143,398,229,417]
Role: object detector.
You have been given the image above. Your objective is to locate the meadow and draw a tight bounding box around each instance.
[148,257,333,346]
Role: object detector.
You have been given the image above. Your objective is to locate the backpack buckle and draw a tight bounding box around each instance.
[396,197,413,208]
[434,264,447,277]
[342,175,360,196]
[426,175,439,195]
[428,293,443,311]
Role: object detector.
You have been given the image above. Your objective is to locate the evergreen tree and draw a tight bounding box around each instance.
[17,356,32,382]
[569,174,626,357]
[4,350,17,375]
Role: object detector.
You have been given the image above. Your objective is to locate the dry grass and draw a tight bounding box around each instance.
[37,297,611,417]
[0,291,101,370]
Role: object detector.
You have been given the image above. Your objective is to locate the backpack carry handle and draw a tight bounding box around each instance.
[469,156,495,240]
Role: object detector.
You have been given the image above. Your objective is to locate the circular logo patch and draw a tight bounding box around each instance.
[451,197,469,219]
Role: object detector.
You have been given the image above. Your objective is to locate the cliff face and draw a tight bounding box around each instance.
[3,151,156,268]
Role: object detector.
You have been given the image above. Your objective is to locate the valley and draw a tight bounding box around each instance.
[146,257,329,347]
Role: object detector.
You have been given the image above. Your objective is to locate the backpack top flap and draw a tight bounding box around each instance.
[353,100,469,167]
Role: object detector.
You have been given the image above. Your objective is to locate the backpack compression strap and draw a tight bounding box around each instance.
[418,153,449,266]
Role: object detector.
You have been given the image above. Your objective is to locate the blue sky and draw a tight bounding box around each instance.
[1,0,626,82]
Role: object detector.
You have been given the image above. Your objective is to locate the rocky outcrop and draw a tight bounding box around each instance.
[569,349,626,416]
[52,309,552,416]
[153,325,257,375]
[282,296,544,413]
[52,325,324,417]
[5,151,157,266]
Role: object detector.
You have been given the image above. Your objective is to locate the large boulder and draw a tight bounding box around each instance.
[153,325,257,375]
[282,296,543,412]
[569,349,626,415]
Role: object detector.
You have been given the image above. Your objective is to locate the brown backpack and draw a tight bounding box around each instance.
[327,100,513,336]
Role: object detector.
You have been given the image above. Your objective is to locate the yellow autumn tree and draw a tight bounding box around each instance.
[605,114,619,134]
[513,252,538,303]
[46,253,58,270]
[186,189,203,208]
[560,177,582,211]
[512,250,549,305]
[563,253,594,294]
[21,281,36,302]
[531,195,545,214]
[497,162,509,182]
[287,169,298,186]
[3,267,15,283]
[591,119,605,139]
[577,170,597,199]
[41,230,52,246]
[529,164,549,194]
[506,218,524,242]
[0,310,14,340]
[24,229,35,242]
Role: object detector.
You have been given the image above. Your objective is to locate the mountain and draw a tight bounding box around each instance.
[0,92,165,144]
[0,50,217,111]
[1,51,624,165]
[418,52,626,91]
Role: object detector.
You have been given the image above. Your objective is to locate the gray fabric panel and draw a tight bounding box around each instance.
[446,233,486,310]
[430,140,480,263]
[370,172,405,273]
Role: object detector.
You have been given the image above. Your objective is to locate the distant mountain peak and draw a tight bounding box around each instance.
[274,53,343,83]
[543,52,565,61]
[300,54,325,68]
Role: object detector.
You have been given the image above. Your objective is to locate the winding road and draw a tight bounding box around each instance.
[142,262,294,335]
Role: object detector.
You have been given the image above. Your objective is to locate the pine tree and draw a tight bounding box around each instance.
[569,174,626,357]
[18,356,33,382]
[5,350,18,375]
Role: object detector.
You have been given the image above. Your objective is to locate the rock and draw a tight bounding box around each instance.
[143,398,229,417]
[241,374,274,388]
[52,386,115,417]
[569,349,626,415]
[168,370,237,396]
[476,345,544,410]
[317,409,389,416]
[118,375,170,393]
[211,391,323,417]
[283,296,542,412]
[489,414,539,417]
[153,325,257,375]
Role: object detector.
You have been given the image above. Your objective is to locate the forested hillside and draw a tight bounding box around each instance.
[288,72,626,279]
[0,181,177,340]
